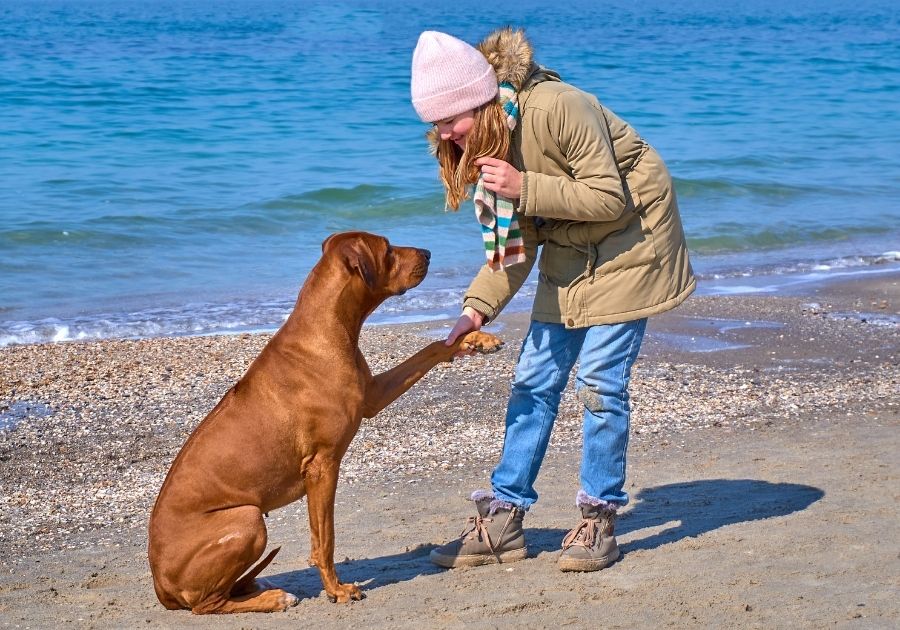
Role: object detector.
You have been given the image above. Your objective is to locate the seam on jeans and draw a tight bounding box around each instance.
[615,319,646,496]
[525,365,560,482]
[523,325,579,495]
[524,350,567,486]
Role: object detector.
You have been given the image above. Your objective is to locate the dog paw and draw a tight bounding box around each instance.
[460,331,504,354]
[328,582,363,603]
[276,591,300,610]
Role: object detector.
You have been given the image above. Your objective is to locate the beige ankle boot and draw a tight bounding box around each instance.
[430,491,528,568]
[558,502,620,572]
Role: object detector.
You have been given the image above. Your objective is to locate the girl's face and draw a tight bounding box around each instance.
[434,110,475,149]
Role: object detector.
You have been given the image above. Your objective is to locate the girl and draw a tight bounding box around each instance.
[410,28,695,571]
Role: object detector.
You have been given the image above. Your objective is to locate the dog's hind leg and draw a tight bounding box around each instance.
[209,585,299,614]
[179,507,296,614]
[230,546,281,597]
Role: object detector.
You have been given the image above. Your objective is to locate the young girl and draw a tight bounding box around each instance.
[411,28,695,571]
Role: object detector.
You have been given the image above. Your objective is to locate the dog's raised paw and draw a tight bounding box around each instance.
[460,331,504,354]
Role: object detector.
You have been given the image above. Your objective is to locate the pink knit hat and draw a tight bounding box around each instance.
[410,31,498,123]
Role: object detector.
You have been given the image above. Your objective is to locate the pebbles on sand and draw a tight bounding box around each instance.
[1,286,897,559]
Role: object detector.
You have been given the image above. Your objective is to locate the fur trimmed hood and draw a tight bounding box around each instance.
[476,27,537,90]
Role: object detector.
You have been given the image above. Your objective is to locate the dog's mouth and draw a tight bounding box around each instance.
[396,262,428,295]
[390,248,430,296]
[413,262,429,279]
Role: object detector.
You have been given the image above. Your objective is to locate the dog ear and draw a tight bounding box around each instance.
[321,232,342,253]
[343,240,377,289]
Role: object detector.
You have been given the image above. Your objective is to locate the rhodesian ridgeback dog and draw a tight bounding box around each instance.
[147,231,502,614]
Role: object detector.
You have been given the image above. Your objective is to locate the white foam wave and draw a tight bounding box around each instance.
[2,251,896,347]
[0,284,514,347]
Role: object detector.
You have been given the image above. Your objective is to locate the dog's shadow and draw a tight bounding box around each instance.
[267,544,442,601]
[268,479,823,600]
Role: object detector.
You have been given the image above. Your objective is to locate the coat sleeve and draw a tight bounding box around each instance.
[519,90,627,222]
[462,215,539,322]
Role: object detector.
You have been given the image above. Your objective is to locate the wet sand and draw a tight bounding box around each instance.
[0,270,897,628]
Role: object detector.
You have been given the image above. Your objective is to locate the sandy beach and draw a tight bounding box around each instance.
[0,271,897,628]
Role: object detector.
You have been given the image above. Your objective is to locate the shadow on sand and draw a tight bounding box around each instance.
[268,479,823,599]
[527,478,824,554]
[267,543,442,601]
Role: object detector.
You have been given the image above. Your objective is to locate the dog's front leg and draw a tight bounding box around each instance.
[362,331,503,418]
[306,461,362,603]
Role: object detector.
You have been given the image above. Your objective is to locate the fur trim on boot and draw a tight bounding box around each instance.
[471,489,515,515]
[575,489,621,513]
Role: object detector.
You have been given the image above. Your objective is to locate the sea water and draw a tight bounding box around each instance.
[1,0,898,345]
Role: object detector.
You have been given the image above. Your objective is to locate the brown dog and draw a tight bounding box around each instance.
[147,231,502,614]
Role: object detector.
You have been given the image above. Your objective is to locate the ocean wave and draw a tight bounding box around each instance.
[0,186,448,248]
[688,224,893,254]
[258,185,444,219]
[698,251,900,283]
[1,245,896,350]
[673,177,847,200]
[0,300,292,348]
[0,285,459,347]
[0,225,151,248]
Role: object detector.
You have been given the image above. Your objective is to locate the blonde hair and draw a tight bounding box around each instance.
[428,101,511,211]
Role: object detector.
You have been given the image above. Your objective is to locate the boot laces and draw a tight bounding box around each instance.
[562,517,599,550]
[461,515,496,551]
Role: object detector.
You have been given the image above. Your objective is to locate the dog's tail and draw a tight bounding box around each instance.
[231,546,281,595]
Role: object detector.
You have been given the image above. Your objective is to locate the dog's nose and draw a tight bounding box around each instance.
[421,249,431,260]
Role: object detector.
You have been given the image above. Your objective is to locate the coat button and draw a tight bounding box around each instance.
[566,318,575,327]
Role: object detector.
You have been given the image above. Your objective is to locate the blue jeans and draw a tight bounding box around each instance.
[491,318,647,510]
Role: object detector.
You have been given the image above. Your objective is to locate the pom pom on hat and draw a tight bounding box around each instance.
[411,31,498,123]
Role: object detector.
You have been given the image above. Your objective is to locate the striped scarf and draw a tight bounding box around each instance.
[474,81,525,271]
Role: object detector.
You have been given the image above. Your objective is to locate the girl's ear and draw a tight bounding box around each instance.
[425,126,441,156]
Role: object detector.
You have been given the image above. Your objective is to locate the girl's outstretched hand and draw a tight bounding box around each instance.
[446,306,485,357]
[476,157,522,200]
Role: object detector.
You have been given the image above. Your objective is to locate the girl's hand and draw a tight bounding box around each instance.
[445,306,485,357]
[475,157,522,200]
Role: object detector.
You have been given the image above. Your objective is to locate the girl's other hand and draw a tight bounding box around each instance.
[475,157,522,200]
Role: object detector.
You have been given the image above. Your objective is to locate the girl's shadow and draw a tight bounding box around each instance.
[268,479,823,599]
[528,478,824,554]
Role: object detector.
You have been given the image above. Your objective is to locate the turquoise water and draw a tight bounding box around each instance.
[1,0,898,345]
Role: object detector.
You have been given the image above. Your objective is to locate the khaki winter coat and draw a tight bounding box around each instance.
[462,29,695,327]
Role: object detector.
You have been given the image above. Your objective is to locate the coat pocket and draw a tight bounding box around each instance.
[593,211,658,277]
[537,241,588,288]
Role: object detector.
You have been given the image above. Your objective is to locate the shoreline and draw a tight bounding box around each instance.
[0,269,897,627]
[2,255,898,348]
